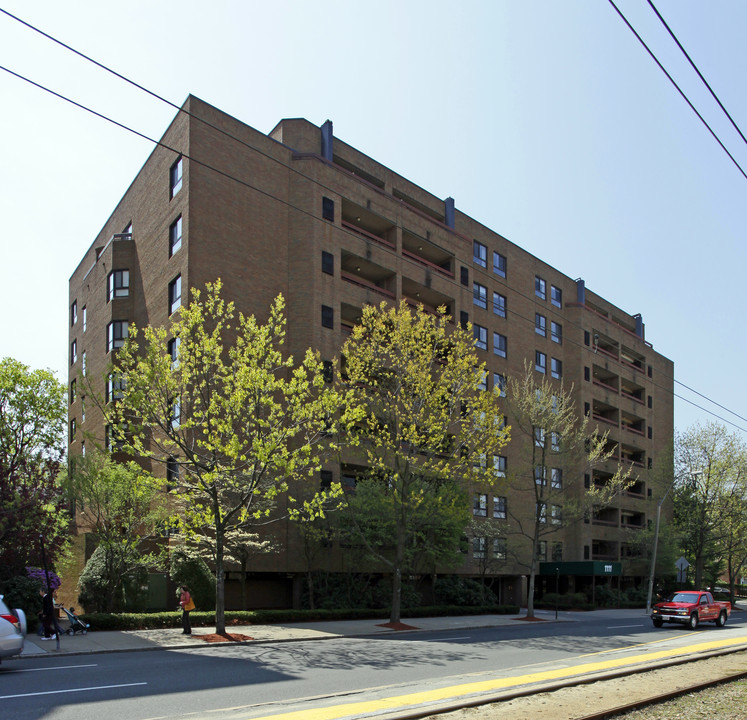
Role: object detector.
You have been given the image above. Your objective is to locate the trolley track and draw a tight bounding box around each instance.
[415,646,747,720]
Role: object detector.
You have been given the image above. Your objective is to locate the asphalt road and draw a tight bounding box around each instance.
[2,611,746,720]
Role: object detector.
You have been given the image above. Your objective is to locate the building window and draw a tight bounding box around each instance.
[171,398,181,429]
[551,321,562,344]
[82,351,86,376]
[535,351,546,374]
[493,292,506,318]
[551,505,562,525]
[169,275,182,314]
[166,457,179,490]
[493,332,507,358]
[106,373,125,403]
[82,306,87,332]
[552,542,563,561]
[551,357,562,380]
[492,538,507,560]
[535,466,547,486]
[537,504,547,525]
[493,252,506,278]
[474,324,487,351]
[71,300,78,326]
[168,337,180,368]
[551,432,560,451]
[551,468,563,489]
[473,240,487,268]
[477,371,488,391]
[460,310,469,329]
[108,269,130,301]
[551,285,562,308]
[170,157,183,197]
[169,216,182,256]
[493,495,507,519]
[473,282,487,309]
[81,441,85,457]
[107,320,128,353]
[320,469,333,490]
[493,373,506,397]
[321,250,334,275]
[473,493,487,517]
[460,266,469,286]
[493,456,507,478]
[70,379,77,404]
[535,276,546,299]
[473,537,486,559]
[534,427,546,448]
[535,313,546,337]
[70,418,76,441]
[323,360,333,384]
[70,339,77,365]
[321,304,334,329]
[322,196,335,222]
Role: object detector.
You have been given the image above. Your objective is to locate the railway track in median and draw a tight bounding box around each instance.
[414,646,747,720]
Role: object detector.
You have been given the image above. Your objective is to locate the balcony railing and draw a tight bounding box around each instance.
[593,413,617,426]
[401,248,454,278]
[621,389,645,405]
[341,220,395,249]
[341,271,395,299]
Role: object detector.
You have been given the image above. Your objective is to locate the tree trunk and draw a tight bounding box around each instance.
[215,521,226,635]
[526,545,538,618]
[390,567,402,624]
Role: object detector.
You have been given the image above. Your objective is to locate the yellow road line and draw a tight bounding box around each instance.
[249,635,747,720]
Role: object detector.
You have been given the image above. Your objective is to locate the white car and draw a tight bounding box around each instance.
[0,595,26,662]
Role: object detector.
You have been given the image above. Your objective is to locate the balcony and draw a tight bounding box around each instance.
[592,399,618,428]
[620,377,645,405]
[624,479,646,498]
[341,200,395,250]
[620,510,646,530]
[620,345,645,374]
[593,331,619,361]
[592,364,619,394]
[341,252,396,300]
[592,507,619,527]
[340,302,363,336]
[620,409,645,438]
[592,540,619,562]
[401,228,454,278]
[620,442,645,468]
[401,277,453,320]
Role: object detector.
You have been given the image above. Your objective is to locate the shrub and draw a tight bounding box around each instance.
[169,548,216,611]
[435,576,497,606]
[1,575,43,626]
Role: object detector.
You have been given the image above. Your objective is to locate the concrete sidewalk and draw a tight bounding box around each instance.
[18,608,652,659]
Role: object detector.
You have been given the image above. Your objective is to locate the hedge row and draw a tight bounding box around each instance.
[80,604,521,631]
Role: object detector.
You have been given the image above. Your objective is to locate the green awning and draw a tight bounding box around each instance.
[539,561,622,577]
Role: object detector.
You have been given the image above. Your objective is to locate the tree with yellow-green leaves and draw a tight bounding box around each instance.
[339,301,510,624]
[504,366,632,617]
[108,281,342,634]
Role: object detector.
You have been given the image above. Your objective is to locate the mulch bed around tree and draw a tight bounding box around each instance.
[193,632,254,643]
[514,615,547,622]
[376,621,420,631]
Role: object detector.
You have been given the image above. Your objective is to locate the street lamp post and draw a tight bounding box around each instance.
[645,492,667,615]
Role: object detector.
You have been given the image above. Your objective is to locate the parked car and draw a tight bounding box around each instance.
[0,595,27,662]
[651,590,731,629]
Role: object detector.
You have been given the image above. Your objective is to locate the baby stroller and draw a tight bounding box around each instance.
[61,607,89,635]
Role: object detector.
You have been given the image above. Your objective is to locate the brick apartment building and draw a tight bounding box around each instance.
[67,95,674,610]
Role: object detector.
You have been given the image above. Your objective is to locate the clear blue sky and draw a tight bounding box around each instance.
[1,0,745,436]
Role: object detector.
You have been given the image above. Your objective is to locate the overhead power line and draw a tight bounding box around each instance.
[648,0,747,149]
[0,10,745,433]
[607,0,747,182]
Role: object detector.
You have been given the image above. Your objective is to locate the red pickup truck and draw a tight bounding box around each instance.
[651,590,731,629]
